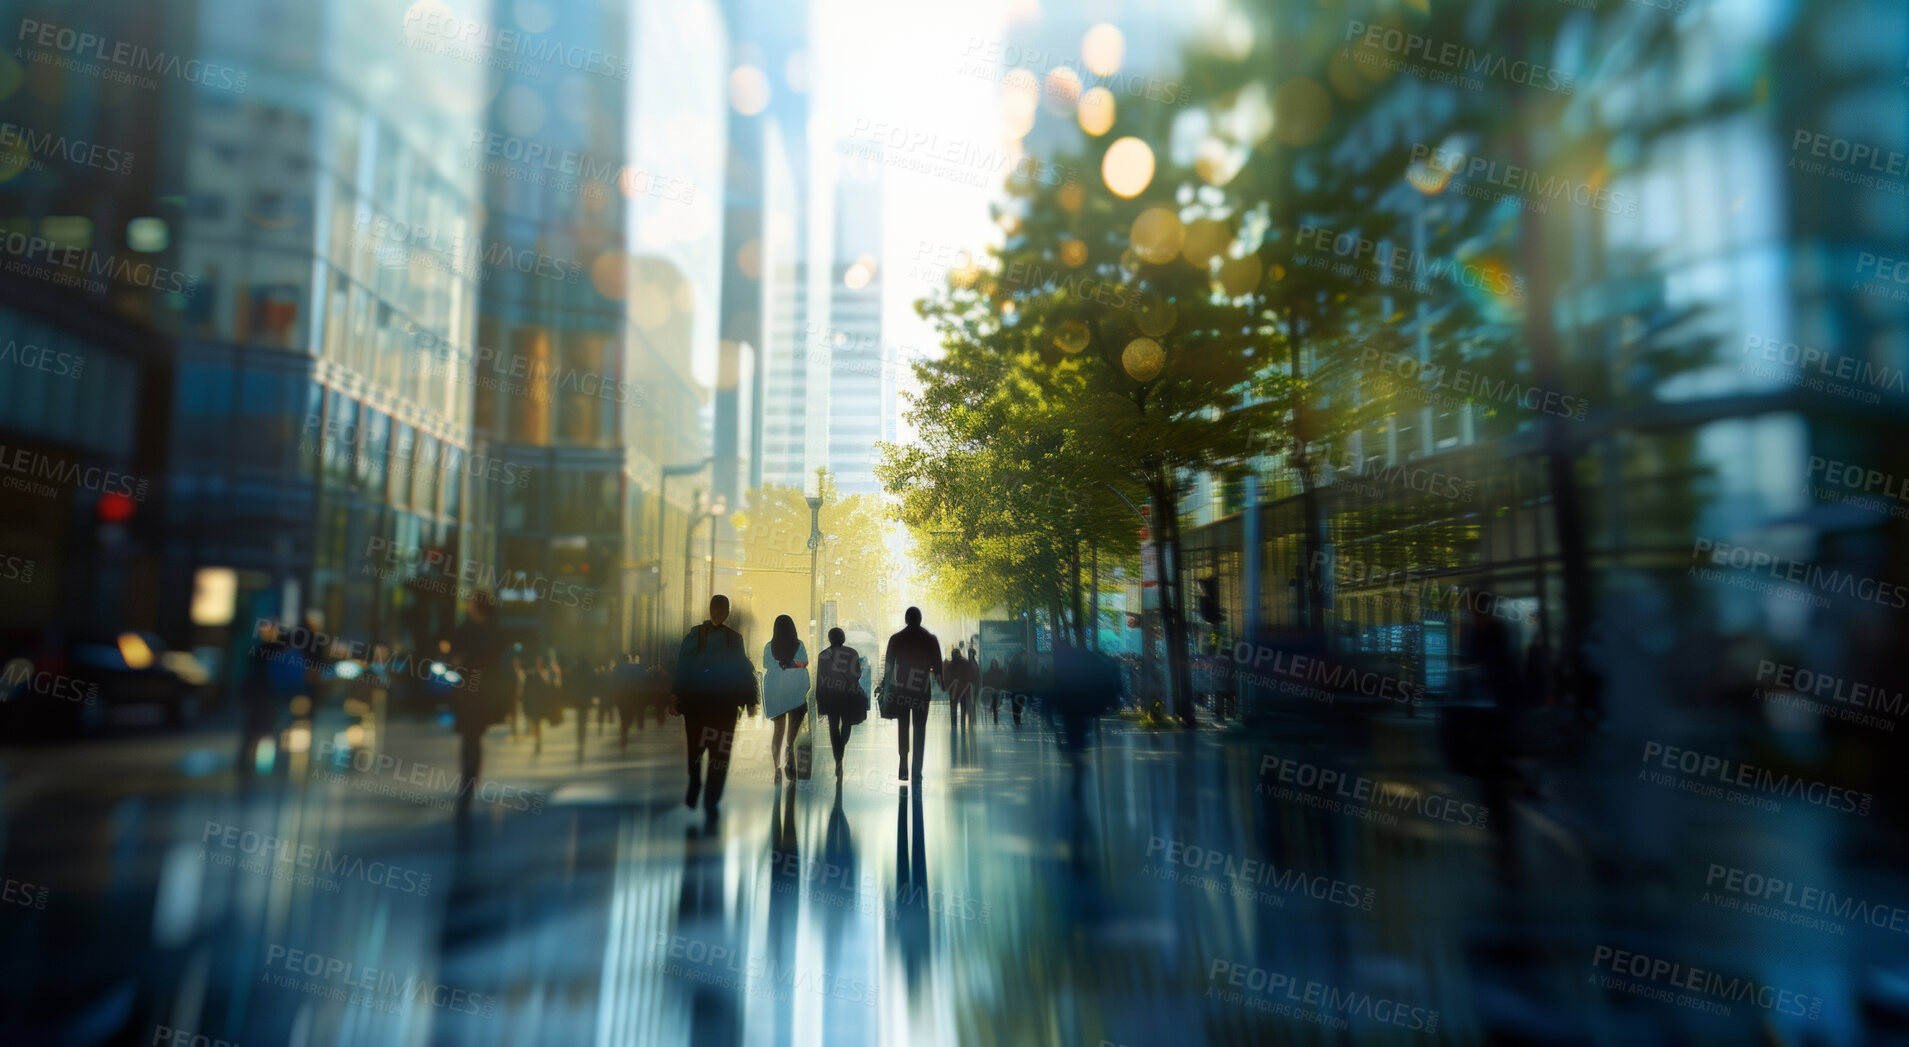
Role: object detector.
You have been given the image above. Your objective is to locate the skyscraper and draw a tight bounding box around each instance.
[825,151,886,496]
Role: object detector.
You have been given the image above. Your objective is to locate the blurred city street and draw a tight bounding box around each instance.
[0,694,1896,1045]
[6,0,1909,1042]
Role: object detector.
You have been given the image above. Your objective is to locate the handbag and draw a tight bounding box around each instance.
[877,683,898,720]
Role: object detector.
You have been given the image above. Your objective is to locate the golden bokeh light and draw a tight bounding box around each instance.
[1082,24,1125,77]
[1123,337,1165,381]
[1135,297,1177,338]
[844,261,873,290]
[1060,238,1089,267]
[1059,182,1086,213]
[1272,77,1331,146]
[1129,207,1186,265]
[1182,217,1231,269]
[591,252,628,300]
[1102,137,1155,199]
[1078,88,1116,136]
[1044,67,1082,116]
[1218,253,1264,297]
[737,239,763,280]
[1055,319,1091,354]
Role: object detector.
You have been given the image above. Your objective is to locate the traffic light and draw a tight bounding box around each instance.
[1196,576,1224,624]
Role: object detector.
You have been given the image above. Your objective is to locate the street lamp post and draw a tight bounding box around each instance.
[655,457,712,660]
[683,492,726,635]
[806,494,824,723]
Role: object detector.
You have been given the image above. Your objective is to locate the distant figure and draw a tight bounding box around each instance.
[983,659,1006,723]
[883,607,942,785]
[958,644,981,729]
[447,596,510,812]
[763,614,811,785]
[238,619,293,784]
[671,595,758,824]
[611,651,645,751]
[1006,649,1029,725]
[641,658,670,729]
[523,653,558,756]
[946,645,970,734]
[815,627,868,781]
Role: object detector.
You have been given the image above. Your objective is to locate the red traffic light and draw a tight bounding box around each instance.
[98,491,135,523]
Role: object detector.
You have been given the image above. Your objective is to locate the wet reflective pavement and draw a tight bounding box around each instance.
[0,701,1898,1045]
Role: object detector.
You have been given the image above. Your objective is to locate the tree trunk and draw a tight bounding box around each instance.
[1290,326,1329,636]
[1069,534,1085,647]
[1150,469,1196,728]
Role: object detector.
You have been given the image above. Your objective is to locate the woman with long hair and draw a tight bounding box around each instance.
[762,614,810,784]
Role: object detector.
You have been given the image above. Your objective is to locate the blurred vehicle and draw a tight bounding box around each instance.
[0,630,210,738]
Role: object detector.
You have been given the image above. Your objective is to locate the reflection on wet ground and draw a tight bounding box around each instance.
[0,700,1895,1044]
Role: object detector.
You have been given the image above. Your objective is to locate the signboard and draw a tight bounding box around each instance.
[978,619,1026,679]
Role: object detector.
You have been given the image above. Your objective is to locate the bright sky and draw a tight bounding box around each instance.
[811,0,1023,446]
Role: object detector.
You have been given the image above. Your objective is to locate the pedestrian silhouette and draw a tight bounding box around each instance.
[882,607,942,785]
[447,594,509,818]
[815,627,868,781]
[671,594,757,826]
[762,614,810,785]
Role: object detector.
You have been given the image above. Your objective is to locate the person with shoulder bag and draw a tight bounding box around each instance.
[670,595,757,824]
[815,627,868,781]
